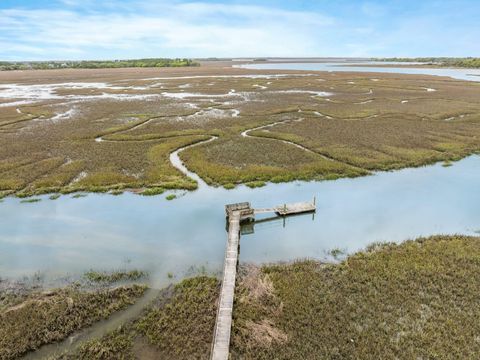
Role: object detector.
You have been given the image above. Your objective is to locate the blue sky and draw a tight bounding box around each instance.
[1,0,479,60]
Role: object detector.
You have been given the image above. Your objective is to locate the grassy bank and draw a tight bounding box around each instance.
[231,235,480,359]
[30,235,480,359]
[0,284,147,359]
[56,276,220,360]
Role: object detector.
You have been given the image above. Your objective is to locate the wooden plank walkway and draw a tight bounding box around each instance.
[210,211,240,360]
[210,200,316,360]
[255,200,316,216]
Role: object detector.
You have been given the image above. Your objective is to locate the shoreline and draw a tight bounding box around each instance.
[4,234,480,359]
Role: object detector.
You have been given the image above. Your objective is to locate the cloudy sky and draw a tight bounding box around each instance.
[1,0,479,61]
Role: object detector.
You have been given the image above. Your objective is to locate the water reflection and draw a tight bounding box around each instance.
[1,156,479,287]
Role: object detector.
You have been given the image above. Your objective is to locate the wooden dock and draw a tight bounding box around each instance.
[210,211,241,360]
[255,199,316,217]
[210,199,315,360]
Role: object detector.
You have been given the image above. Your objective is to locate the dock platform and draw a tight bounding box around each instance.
[254,200,316,217]
[210,199,316,360]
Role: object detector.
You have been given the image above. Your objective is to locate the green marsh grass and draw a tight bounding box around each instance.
[231,235,480,359]
[2,68,480,196]
[20,198,41,203]
[0,285,147,359]
[84,270,148,284]
[141,188,164,196]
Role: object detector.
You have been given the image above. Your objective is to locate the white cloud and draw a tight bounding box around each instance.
[0,1,479,60]
[0,2,334,60]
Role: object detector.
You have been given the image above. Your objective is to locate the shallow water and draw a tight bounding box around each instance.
[239,62,480,82]
[1,156,479,287]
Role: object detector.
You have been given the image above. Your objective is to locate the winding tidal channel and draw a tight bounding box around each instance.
[1,151,479,288]
[1,62,480,357]
[2,61,480,286]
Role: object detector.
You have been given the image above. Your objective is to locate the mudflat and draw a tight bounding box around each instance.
[1,61,479,197]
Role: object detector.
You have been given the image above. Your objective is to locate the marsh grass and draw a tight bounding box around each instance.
[136,276,219,359]
[231,235,480,359]
[1,69,480,196]
[64,276,219,359]
[84,270,148,284]
[246,181,266,189]
[165,194,176,201]
[0,284,147,359]
[20,198,41,203]
[35,236,480,359]
[72,326,135,360]
[49,194,61,200]
[329,247,346,260]
[140,187,165,196]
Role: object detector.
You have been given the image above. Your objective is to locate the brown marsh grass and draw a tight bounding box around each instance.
[1,65,479,195]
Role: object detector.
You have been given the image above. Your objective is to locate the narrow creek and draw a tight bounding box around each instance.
[2,154,480,287]
[3,62,480,356]
[22,288,161,360]
[169,135,218,186]
[4,153,480,358]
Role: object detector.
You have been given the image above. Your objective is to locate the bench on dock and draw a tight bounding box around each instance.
[225,202,255,222]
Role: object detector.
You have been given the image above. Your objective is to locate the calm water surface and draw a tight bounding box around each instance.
[1,156,479,286]
[240,62,480,82]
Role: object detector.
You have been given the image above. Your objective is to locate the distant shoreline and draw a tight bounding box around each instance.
[0,58,199,71]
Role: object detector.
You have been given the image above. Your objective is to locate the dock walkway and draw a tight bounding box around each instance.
[255,200,316,216]
[210,199,315,360]
[210,211,240,360]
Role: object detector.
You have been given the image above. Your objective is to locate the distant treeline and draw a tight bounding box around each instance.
[0,58,199,71]
[376,57,480,68]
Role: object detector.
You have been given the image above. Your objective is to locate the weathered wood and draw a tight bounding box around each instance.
[226,202,255,221]
[254,200,316,216]
[211,199,316,360]
[211,212,240,360]
[275,201,316,216]
[225,202,250,215]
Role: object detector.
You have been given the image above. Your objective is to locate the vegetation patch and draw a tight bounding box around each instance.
[246,180,266,188]
[1,67,480,195]
[20,198,41,203]
[136,276,219,359]
[231,235,480,359]
[165,194,177,201]
[0,58,199,71]
[60,276,219,359]
[72,326,136,360]
[0,284,147,359]
[141,187,165,196]
[84,270,148,284]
